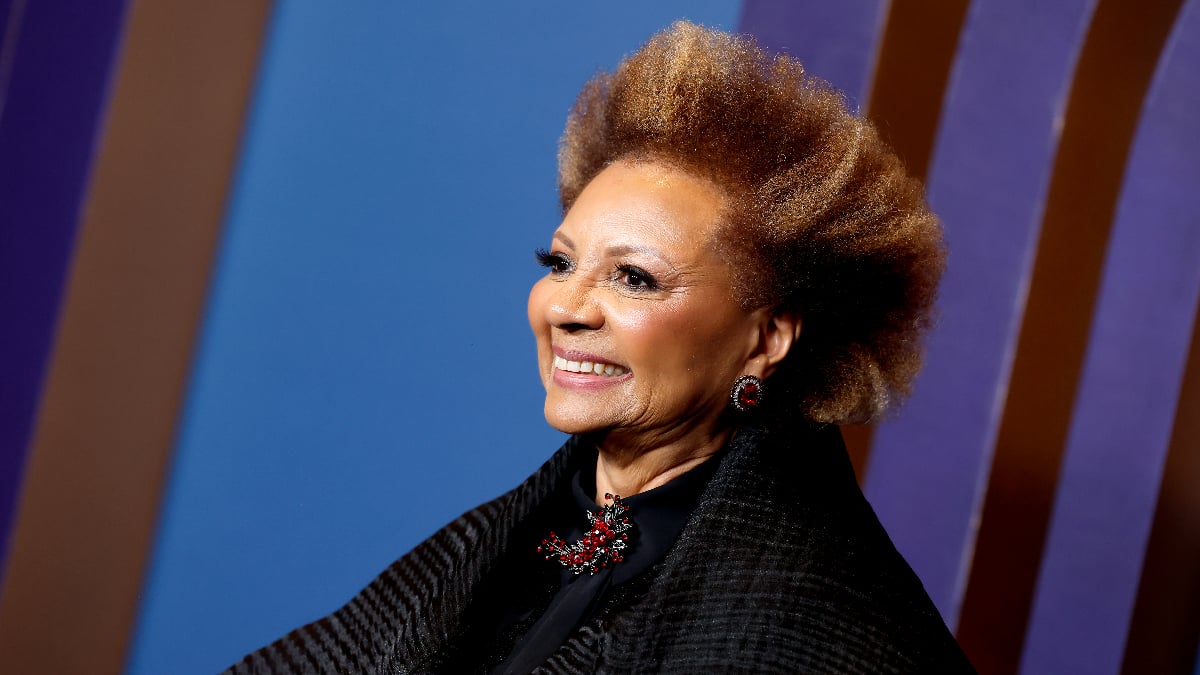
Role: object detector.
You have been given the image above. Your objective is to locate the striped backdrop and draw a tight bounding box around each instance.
[0,2,1196,673]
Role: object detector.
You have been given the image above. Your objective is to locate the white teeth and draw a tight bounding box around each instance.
[553,355,628,377]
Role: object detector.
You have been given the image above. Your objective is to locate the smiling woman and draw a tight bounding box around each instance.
[226,21,972,673]
[528,162,791,491]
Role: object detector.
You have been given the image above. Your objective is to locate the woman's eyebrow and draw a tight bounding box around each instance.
[605,244,669,262]
[605,244,682,274]
[554,232,671,264]
[554,232,680,271]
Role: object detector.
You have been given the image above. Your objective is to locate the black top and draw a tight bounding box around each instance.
[225,423,975,674]
[492,452,724,674]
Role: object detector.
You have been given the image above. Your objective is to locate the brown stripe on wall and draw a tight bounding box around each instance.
[1121,305,1200,674]
[841,0,970,481]
[954,0,1184,671]
[864,0,970,181]
[0,2,272,673]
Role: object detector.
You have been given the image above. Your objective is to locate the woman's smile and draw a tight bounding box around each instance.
[552,354,630,377]
[551,347,632,390]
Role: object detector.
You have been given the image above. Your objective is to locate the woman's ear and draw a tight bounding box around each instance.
[745,308,801,378]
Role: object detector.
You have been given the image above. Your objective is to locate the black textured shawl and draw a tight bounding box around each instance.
[225,424,974,674]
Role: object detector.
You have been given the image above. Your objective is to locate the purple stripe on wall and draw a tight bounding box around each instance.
[865,0,1096,625]
[0,1,19,78]
[0,0,128,576]
[1020,2,1200,672]
[738,0,887,107]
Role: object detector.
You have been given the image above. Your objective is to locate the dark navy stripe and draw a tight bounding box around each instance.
[0,0,129,582]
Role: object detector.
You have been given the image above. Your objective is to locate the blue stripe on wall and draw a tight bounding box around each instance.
[127,4,741,673]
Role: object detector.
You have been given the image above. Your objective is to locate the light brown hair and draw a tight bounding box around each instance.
[558,21,945,424]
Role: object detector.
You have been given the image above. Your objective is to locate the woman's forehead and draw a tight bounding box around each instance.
[556,162,727,251]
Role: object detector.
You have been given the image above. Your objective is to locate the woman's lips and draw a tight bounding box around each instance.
[550,351,631,390]
[552,355,629,377]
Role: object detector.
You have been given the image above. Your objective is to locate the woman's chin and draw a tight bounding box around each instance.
[542,400,615,436]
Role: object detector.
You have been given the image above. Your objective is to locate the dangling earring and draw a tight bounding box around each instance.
[730,375,765,412]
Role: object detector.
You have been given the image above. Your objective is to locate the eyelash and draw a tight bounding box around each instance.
[534,248,660,291]
[615,263,659,291]
[535,248,572,274]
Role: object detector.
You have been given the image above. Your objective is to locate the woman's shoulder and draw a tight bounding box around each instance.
[222,436,586,674]
[596,422,976,672]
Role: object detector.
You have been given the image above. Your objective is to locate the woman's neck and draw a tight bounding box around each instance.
[591,426,733,504]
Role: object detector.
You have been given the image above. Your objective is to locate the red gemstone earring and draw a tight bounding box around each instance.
[730,374,765,412]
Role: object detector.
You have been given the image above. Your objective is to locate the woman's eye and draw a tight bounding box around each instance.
[535,248,573,275]
[617,264,657,290]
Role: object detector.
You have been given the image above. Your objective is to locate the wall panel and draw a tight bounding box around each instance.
[127,5,741,674]
[0,0,127,580]
[0,2,272,673]
[1020,1,1200,671]
[866,0,1096,630]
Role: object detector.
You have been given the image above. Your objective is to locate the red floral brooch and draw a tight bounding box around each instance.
[539,493,633,575]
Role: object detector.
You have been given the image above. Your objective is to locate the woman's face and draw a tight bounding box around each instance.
[528,161,768,446]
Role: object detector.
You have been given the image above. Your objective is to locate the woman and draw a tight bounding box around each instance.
[227,22,973,674]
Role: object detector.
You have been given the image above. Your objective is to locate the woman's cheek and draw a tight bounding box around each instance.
[612,298,684,334]
[527,279,552,332]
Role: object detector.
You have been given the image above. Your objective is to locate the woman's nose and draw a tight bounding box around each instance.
[546,277,603,331]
